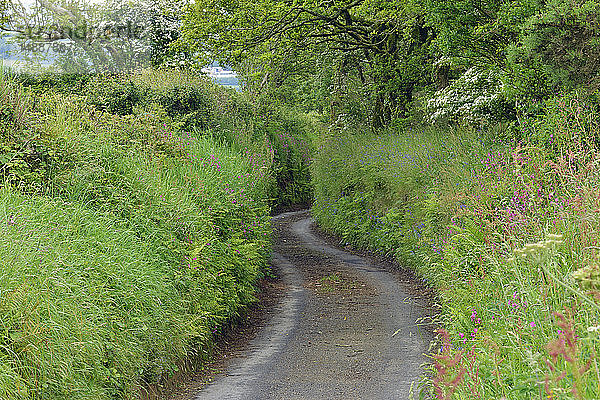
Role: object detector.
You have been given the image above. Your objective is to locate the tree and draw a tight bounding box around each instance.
[176,0,434,127]
[0,0,8,25]
[1,0,187,73]
[423,0,600,117]
[510,0,600,95]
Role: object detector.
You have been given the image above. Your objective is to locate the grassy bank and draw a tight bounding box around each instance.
[0,69,312,399]
[312,96,600,399]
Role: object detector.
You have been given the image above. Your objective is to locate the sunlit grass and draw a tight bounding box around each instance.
[0,187,193,399]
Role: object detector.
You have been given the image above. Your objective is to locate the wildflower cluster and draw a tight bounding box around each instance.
[509,233,564,262]
[312,107,600,398]
[425,67,509,126]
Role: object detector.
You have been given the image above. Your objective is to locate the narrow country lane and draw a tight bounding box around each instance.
[194,210,434,400]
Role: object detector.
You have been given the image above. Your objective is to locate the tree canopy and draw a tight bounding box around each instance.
[424,0,600,116]
[3,0,597,127]
[176,0,433,126]
[177,0,600,127]
[1,0,186,73]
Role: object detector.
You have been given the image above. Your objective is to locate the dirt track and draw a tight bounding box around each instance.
[178,210,435,399]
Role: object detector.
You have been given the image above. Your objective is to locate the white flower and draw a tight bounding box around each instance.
[587,325,600,332]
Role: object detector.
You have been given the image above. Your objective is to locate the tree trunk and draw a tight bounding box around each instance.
[372,90,385,129]
[436,65,450,90]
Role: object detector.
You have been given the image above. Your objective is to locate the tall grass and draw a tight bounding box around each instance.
[1,69,31,138]
[0,69,287,398]
[312,97,600,399]
[0,188,193,399]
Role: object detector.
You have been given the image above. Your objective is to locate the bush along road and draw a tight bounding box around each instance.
[189,210,435,400]
[0,69,315,399]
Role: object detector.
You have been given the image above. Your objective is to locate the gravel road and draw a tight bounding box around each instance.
[192,210,434,399]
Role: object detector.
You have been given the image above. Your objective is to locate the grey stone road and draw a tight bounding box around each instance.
[194,211,433,400]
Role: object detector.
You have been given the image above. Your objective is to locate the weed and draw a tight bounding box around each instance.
[0,67,313,399]
[312,94,600,398]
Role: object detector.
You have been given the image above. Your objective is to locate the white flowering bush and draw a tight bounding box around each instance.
[425,66,511,125]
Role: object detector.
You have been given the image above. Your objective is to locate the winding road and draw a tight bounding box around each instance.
[193,210,434,399]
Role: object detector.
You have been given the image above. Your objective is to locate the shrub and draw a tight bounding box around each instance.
[85,74,143,115]
[13,72,91,95]
[0,73,54,193]
[0,70,286,399]
[424,67,514,126]
[524,90,600,153]
[130,68,216,131]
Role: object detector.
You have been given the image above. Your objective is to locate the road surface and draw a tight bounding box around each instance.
[193,210,434,399]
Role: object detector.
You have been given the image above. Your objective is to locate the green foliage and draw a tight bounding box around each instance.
[424,0,529,66]
[0,0,8,25]
[251,104,315,207]
[0,190,195,399]
[85,74,143,116]
[525,90,600,151]
[13,73,92,96]
[514,0,600,93]
[312,110,600,398]
[0,73,55,193]
[130,68,216,131]
[424,0,600,122]
[499,0,600,116]
[176,0,435,127]
[168,0,600,127]
[0,140,53,194]
[0,72,31,136]
[0,68,314,399]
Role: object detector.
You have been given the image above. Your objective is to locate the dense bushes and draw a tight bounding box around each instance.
[249,104,315,207]
[13,72,92,95]
[312,96,600,398]
[85,74,143,116]
[5,67,315,208]
[0,68,311,399]
[424,0,600,124]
